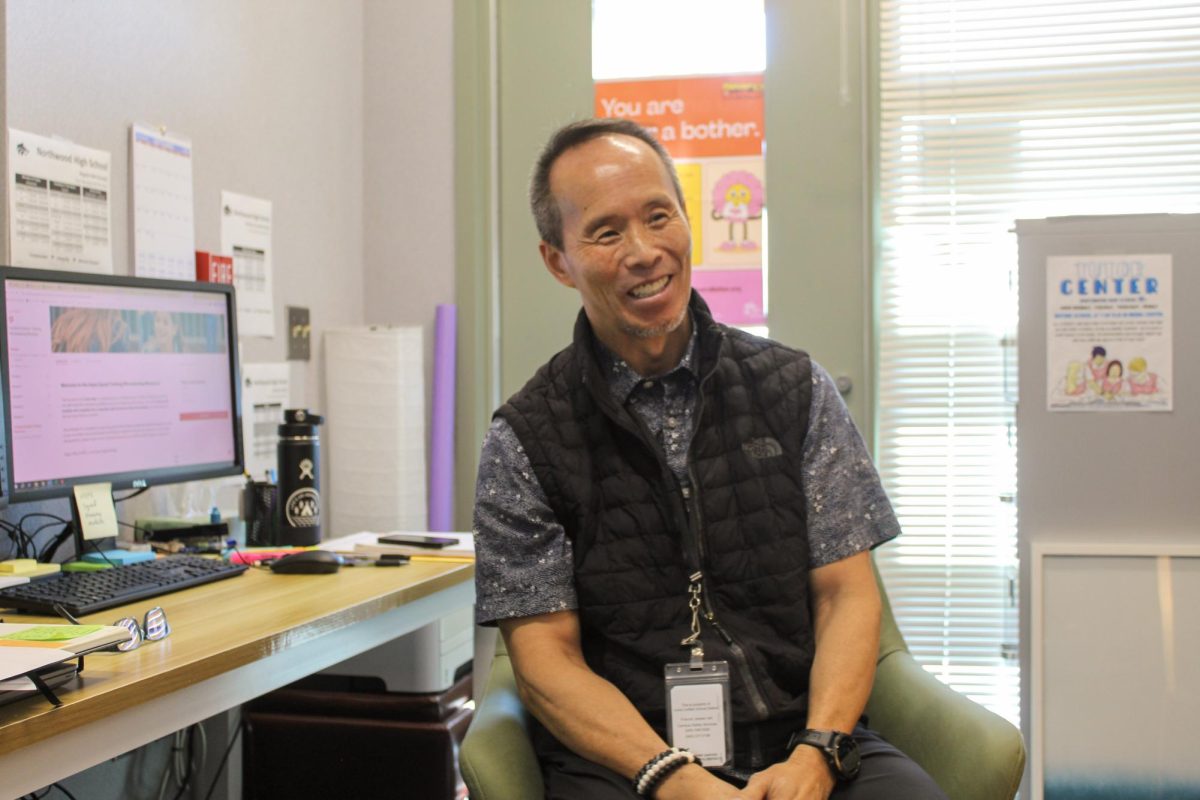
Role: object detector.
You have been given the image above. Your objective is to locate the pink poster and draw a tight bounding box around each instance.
[597,75,766,326]
[691,270,765,326]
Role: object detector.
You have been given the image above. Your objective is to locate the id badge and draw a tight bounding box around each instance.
[664,660,733,768]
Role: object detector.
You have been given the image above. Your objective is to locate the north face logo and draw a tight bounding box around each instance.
[742,437,783,459]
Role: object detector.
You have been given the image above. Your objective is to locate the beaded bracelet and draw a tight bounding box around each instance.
[633,747,699,797]
[633,748,678,794]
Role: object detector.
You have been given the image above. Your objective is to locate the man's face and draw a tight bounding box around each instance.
[540,135,692,362]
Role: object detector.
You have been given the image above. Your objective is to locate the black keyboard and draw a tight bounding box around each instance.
[0,555,248,616]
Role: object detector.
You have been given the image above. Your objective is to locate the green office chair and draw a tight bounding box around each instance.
[460,560,1026,800]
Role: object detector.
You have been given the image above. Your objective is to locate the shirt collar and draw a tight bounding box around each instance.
[593,314,699,404]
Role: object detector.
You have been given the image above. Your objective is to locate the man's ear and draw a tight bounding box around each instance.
[540,241,576,289]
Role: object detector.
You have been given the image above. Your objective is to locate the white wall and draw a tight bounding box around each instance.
[363,0,456,331]
[363,0,457,478]
[6,0,368,408]
[2,0,369,550]
[4,1,458,530]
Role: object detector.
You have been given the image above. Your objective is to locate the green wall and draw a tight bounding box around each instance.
[495,1,594,400]
[764,0,873,434]
[453,0,499,530]
[453,0,592,528]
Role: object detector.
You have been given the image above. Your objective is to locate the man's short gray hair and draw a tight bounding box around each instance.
[530,118,685,250]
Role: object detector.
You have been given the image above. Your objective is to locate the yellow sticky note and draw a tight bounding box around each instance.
[73,482,118,540]
[0,559,36,574]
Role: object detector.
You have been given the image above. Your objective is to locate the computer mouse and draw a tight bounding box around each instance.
[269,550,342,575]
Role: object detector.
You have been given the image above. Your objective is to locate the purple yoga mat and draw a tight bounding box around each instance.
[428,304,457,531]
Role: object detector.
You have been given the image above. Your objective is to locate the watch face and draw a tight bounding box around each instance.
[833,734,862,780]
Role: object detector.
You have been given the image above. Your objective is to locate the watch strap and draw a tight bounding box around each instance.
[793,728,838,750]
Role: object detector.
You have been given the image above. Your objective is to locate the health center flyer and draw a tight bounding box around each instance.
[1046,253,1172,412]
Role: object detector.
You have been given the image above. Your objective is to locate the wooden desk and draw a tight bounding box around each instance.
[0,559,475,798]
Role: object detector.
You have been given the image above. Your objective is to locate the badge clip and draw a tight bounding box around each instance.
[665,571,733,767]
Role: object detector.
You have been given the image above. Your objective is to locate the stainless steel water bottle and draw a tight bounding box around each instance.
[277,408,323,546]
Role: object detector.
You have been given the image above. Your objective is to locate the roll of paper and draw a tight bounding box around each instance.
[325,326,426,535]
[429,304,457,532]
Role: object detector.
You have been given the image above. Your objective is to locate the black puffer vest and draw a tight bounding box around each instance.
[499,293,815,737]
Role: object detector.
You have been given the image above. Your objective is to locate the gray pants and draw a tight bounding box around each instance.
[538,726,950,800]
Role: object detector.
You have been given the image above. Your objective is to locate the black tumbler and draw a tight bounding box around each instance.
[277,409,324,546]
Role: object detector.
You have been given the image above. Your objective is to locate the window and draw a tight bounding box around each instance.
[592,0,765,81]
[876,0,1200,726]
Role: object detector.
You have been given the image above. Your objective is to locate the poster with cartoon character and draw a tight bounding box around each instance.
[1046,254,1172,412]
[702,159,764,263]
[596,75,766,326]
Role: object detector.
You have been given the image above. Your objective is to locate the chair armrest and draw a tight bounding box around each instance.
[865,650,1026,800]
[459,651,544,800]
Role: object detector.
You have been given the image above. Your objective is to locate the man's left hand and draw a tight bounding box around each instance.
[738,745,836,800]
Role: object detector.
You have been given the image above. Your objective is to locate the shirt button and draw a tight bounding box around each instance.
[643,380,655,389]
[667,417,677,428]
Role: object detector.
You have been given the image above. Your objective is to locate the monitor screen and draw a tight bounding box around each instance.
[0,266,244,504]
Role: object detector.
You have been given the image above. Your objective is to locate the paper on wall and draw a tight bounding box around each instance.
[595,75,767,325]
[130,124,196,280]
[1046,253,1172,412]
[7,128,113,273]
[220,191,274,337]
[241,362,291,480]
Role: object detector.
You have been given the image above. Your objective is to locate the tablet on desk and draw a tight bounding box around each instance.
[377,534,458,549]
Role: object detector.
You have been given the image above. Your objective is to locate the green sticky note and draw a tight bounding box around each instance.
[4,625,104,641]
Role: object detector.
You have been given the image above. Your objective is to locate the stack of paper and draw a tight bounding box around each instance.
[0,623,132,704]
[0,622,132,660]
[0,662,77,708]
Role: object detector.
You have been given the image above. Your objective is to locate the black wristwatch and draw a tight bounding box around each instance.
[787,729,861,781]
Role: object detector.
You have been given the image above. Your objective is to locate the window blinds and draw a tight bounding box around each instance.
[875,0,1200,726]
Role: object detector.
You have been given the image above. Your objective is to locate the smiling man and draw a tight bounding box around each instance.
[472,119,947,800]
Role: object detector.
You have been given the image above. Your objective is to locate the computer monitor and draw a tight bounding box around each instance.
[0,266,244,505]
